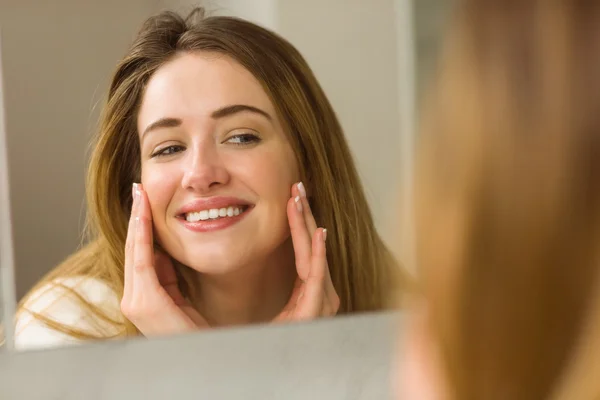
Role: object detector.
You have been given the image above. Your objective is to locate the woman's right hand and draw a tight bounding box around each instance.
[120,183,208,337]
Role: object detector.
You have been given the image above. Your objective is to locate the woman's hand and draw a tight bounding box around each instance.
[120,183,208,337]
[274,182,340,322]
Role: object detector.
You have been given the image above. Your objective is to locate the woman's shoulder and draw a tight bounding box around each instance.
[14,276,123,351]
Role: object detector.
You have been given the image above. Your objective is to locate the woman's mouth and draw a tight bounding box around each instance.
[182,205,250,222]
[177,204,252,233]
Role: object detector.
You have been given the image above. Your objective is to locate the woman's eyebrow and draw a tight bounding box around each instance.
[142,104,272,138]
[211,104,272,121]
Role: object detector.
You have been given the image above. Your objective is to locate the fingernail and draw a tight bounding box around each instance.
[322,228,328,242]
[133,182,142,197]
[297,182,307,197]
[295,196,303,212]
[131,184,138,208]
[135,216,140,225]
[134,191,141,208]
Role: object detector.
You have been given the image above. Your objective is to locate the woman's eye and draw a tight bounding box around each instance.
[151,145,184,158]
[227,133,261,145]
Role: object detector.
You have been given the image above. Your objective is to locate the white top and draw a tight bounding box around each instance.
[14,276,123,351]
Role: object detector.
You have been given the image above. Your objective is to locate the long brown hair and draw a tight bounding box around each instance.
[17,8,408,339]
[415,1,600,398]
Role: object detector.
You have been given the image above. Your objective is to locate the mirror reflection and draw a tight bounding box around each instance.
[3,2,416,351]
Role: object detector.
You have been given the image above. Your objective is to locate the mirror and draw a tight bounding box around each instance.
[0,0,451,352]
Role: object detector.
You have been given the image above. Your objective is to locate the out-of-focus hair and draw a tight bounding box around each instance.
[415,1,600,398]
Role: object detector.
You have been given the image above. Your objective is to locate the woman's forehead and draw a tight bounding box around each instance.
[138,52,276,126]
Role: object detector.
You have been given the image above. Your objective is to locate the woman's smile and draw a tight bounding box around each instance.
[175,196,255,233]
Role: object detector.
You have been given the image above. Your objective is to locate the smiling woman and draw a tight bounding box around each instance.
[13,7,410,349]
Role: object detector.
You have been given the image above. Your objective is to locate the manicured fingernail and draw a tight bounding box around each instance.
[322,228,328,242]
[295,195,303,212]
[297,182,306,197]
[132,184,141,206]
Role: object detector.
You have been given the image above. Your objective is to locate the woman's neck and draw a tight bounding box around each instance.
[192,238,297,327]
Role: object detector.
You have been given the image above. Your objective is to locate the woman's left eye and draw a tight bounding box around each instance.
[226,133,261,145]
[151,145,185,158]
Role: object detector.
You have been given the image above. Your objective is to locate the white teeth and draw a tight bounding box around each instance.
[185,207,244,222]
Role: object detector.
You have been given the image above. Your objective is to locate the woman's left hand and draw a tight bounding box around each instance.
[273,182,340,322]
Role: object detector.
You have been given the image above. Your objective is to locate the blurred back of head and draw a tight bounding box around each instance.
[415,0,600,398]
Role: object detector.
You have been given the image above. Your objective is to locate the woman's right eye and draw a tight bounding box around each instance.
[151,145,185,158]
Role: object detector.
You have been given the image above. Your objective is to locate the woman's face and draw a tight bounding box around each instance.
[137,51,300,274]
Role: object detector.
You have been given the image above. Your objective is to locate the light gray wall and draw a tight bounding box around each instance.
[0,0,161,299]
[277,0,402,247]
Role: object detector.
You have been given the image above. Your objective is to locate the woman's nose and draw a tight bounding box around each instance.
[181,144,230,193]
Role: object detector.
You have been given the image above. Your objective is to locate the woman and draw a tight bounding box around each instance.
[14,8,407,349]
[398,1,600,398]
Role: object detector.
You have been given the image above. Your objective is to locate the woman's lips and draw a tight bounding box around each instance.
[175,196,252,216]
[177,205,253,233]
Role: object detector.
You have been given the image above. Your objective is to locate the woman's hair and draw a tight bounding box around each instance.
[17,8,408,339]
[415,0,600,398]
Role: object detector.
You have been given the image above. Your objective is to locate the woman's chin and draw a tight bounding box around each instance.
[173,251,250,275]
[183,262,245,275]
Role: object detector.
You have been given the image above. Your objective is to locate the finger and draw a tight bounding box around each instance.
[312,226,333,296]
[329,290,341,315]
[123,183,142,299]
[295,228,327,319]
[296,182,337,307]
[132,187,161,292]
[155,251,186,305]
[142,252,206,332]
[287,277,304,308]
[321,289,340,317]
[295,182,317,235]
[318,229,339,313]
[321,300,333,317]
[287,194,313,281]
[272,278,304,323]
[312,228,339,316]
[154,251,178,286]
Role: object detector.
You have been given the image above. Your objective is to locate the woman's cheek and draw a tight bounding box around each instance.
[141,164,180,219]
